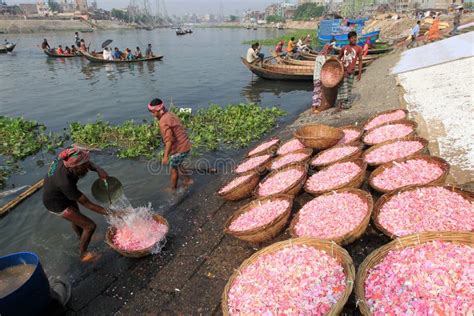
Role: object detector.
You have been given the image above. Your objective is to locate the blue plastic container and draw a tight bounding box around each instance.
[0,252,51,316]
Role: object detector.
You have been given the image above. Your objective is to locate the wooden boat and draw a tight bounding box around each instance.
[300,51,379,61]
[333,45,393,55]
[275,55,373,68]
[241,57,312,81]
[318,30,380,46]
[81,51,164,63]
[0,43,16,53]
[44,49,80,58]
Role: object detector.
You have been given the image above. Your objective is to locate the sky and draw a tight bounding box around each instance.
[7,0,295,15]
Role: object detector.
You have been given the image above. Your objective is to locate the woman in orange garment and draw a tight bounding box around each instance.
[427,14,441,42]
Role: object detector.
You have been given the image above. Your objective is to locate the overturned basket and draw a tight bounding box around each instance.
[289,188,373,245]
[362,136,429,167]
[363,108,408,131]
[222,237,355,316]
[224,194,294,243]
[269,148,313,171]
[355,231,473,316]
[294,124,343,150]
[247,137,280,158]
[337,125,363,145]
[321,57,344,88]
[304,159,367,196]
[105,214,169,258]
[310,143,364,170]
[255,163,308,198]
[217,172,261,201]
[372,184,473,239]
[368,155,450,193]
[362,119,418,146]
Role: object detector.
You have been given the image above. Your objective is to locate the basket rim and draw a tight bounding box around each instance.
[289,188,374,244]
[255,163,308,198]
[223,193,294,236]
[362,119,418,146]
[234,153,274,174]
[310,143,364,168]
[217,171,260,197]
[368,154,450,193]
[361,136,429,166]
[355,231,474,316]
[276,137,307,156]
[105,214,169,256]
[293,124,344,141]
[321,57,344,88]
[246,137,281,158]
[372,184,474,239]
[270,148,314,171]
[304,159,367,195]
[363,108,409,131]
[222,237,355,316]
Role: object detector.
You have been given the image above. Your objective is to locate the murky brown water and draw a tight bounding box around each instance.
[0,264,36,298]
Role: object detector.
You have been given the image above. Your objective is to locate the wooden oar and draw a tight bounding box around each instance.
[0,179,44,217]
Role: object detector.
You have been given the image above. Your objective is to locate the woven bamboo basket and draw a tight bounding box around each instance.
[362,119,418,146]
[289,188,373,245]
[372,184,473,239]
[355,231,474,316]
[224,194,294,243]
[276,138,309,156]
[310,143,364,170]
[270,148,313,171]
[217,172,261,201]
[294,124,343,150]
[368,155,450,193]
[363,108,409,131]
[105,214,169,258]
[222,237,355,316]
[247,137,281,158]
[255,164,308,198]
[321,57,344,88]
[304,159,367,196]
[234,154,273,175]
[361,136,429,167]
[337,125,363,146]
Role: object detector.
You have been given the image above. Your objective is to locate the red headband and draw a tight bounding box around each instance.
[148,102,165,112]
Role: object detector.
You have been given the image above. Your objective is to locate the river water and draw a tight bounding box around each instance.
[0,28,312,280]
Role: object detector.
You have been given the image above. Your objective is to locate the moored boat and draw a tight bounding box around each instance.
[0,43,16,54]
[43,49,80,58]
[333,45,393,55]
[241,57,312,81]
[274,54,373,68]
[81,51,164,63]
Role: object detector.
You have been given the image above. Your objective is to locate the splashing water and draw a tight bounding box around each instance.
[106,197,168,254]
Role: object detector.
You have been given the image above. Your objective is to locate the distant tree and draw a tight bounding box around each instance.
[111,9,130,22]
[48,0,60,12]
[266,15,285,23]
[229,15,239,22]
[294,3,325,21]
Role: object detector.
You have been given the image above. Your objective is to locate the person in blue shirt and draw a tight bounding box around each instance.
[112,47,123,60]
[407,21,420,48]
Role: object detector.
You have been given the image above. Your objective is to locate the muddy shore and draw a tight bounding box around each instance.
[57,51,410,316]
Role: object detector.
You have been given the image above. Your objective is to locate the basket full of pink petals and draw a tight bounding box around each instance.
[289,188,373,245]
[247,138,280,157]
[305,159,367,196]
[372,185,473,238]
[255,164,308,198]
[369,155,450,193]
[337,125,363,145]
[363,108,408,131]
[105,214,169,258]
[222,237,355,316]
[217,172,261,201]
[355,232,473,316]
[362,136,428,167]
[234,154,273,175]
[270,148,313,171]
[224,194,294,243]
[362,119,418,146]
[310,144,363,170]
[276,138,307,156]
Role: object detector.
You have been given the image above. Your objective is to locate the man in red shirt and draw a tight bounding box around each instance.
[148,99,193,190]
[336,31,363,111]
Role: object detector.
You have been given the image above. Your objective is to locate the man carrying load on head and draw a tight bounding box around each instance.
[42,146,112,262]
[148,98,193,191]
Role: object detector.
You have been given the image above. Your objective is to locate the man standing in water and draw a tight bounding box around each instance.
[148,99,193,191]
[42,146,111,262]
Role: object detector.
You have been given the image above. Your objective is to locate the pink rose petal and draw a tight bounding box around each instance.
[364,110,406,131]
[249,139,279,156]
[338,128,361,145]
[364,141,424,164]
[306,162,361,192]
[236,154,271,173]
[219,174,255,194]
[229,199,290,232]
[277,138,305,155]
[364,124,414,144]
[271,152,310,170]
[312,145,359,166]
[258,168,304,197]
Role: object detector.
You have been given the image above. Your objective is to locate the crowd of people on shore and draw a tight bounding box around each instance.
[246,34,315,64]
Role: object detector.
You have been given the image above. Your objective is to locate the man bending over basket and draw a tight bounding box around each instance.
[148,98,193,191]
[43,146,114,262]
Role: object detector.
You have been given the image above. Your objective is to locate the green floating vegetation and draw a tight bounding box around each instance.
[242,29,315,47]
[0,116,64,161]
[70,103,286,159]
